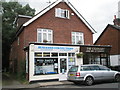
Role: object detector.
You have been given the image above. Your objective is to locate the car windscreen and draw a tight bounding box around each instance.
[69,66,78,72]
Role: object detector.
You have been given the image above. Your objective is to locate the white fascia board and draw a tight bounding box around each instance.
[18,15,32,18]
[23,0,60,27]
[66,2,96,33]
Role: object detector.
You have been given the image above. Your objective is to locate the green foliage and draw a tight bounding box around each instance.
[76,52,84,58]
[2,1,35,71]
[17,60,26,80]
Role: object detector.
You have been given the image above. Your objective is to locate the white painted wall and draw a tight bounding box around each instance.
[76,58,83,65]
[110,55,120,66]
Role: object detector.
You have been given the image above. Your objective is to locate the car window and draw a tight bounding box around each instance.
[81,66,91,71]
[69,66,78,72]
[90,66,100,70]
[99,65,109,70]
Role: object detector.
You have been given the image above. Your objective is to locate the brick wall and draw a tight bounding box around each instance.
[95,26,119,55]
[10,2,94,72]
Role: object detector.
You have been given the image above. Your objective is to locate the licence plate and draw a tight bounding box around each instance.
[70,74,74,76]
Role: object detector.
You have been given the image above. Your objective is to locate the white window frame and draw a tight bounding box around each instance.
[71,32,84,45]
[37,29,53,43]
[18,37,19,45]
[55,8,70,19]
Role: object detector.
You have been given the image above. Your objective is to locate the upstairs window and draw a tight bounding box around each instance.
[37,29,53,43]
[72,32,84,45]
[55,8,70,19]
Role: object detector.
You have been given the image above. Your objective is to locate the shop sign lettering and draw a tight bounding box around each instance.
[36,46,74,51]
[86,47,105,52]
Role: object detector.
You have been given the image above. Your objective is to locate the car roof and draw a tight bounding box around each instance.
[80,64,101,67]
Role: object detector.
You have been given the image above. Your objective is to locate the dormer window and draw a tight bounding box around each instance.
[55,8,70,19]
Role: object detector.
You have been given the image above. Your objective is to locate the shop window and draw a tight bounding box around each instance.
[68,53,75,57]
[59,53,67,56]
[35,53,42,57]
[43,52,50,57]
[68,58,75,69]
[34,58,58,75]
[37,29,53,43]
[55,8,70,19]
[72,32,84,45]
[51,53,58,57]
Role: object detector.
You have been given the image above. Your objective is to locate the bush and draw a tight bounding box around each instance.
[17,60,26,79]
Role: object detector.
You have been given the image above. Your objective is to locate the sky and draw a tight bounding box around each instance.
[23,0,120,43]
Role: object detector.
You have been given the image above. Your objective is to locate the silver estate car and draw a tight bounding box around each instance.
[67,64,120,86]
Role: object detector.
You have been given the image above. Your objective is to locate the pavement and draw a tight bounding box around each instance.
[2,73,73,89]
[2,80,73,89]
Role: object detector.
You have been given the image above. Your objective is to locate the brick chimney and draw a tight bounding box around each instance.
[113,15,120,26]
[14,15,32,29]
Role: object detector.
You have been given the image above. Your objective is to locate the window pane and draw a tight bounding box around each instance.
[43,33,47,41]
[59,53,67,56]
[38,33,42,42]
[51,53,58,57]
[76,36,79,44]
[35,53,42,57]
[43,52,50,57]
[34,58,58,75]
[81,66,91,71]
[72,36,75,44]
[48,33,52,43]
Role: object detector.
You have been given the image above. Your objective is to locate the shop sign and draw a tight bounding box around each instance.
[34,45,78,52]
[86,47,105,52]
[80,46,110,53]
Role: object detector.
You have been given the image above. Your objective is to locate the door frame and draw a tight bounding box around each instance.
[58,56,68,74]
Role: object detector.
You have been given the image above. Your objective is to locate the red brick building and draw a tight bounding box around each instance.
[9,0,111,82]
[94,18,120,66]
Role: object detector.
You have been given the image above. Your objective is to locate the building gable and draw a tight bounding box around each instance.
[94,24,120,54]
[23,0,96,34]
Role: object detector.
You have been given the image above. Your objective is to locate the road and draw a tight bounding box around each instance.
[40,82,120,88]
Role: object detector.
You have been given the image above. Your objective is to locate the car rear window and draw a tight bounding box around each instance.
[69,66,78,72]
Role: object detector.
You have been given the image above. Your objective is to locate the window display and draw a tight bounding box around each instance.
[34,58,58,75]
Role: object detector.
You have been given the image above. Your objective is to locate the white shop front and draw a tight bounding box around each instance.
[27,43,80,82]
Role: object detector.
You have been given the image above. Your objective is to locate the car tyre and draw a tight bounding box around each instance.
[73,82,80,85]
[115,74,120,82]
[85,76,94,86]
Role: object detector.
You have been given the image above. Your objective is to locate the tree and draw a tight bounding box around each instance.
[2,1,35,71]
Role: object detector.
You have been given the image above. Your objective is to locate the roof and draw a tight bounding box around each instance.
[94,24,120,44]
[22,0,96,34]
[110,24,120,30]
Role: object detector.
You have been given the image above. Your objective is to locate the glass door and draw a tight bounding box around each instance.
[59,56,68,81]
[60,58,67,73]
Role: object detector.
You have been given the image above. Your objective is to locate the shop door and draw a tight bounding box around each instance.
[59,57,68,81]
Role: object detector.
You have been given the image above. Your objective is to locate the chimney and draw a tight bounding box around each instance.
[14,15,32,29]
[113,15,120,26]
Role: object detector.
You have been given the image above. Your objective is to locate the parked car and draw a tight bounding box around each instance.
[67,64,120,86]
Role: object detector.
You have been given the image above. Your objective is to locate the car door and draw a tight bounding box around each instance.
[99,65,115,80]
[89,66,103,80]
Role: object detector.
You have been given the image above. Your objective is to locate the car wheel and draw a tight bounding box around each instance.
[85,76,94,86]
[115,74,120,82]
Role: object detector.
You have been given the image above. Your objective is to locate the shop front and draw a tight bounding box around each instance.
[80,45,111,67]
[27,43,80,82]
[25,43,111,82]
